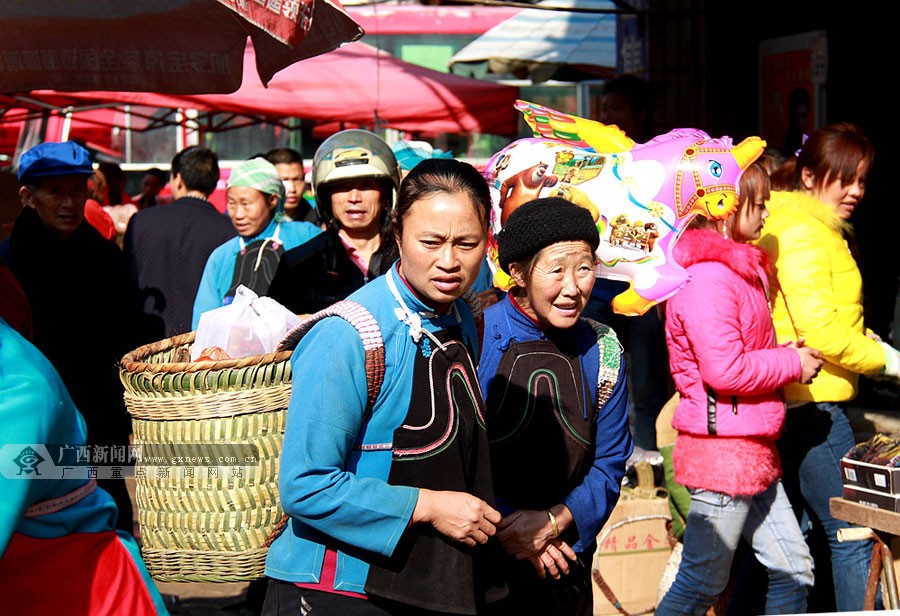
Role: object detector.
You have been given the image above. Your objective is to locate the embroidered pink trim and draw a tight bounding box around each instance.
[25,479,98,518]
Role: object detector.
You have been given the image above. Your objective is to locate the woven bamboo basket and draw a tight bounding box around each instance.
[119,330,294,582]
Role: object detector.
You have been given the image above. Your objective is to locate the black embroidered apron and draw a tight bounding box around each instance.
[225,237,284,301]
[485,338,595,512]
[365,328,506,615]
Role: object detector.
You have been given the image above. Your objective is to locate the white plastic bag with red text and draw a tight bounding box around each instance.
[191,285,301,361]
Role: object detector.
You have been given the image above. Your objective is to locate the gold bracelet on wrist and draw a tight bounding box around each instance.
[546,508,559,538]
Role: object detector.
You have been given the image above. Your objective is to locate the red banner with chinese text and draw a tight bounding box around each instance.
[217,0,315,46]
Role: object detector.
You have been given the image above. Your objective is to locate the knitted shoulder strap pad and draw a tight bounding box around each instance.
[278,300,385,414]
[579,317,624,412]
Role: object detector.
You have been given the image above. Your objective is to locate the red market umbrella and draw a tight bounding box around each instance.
[0,0,362,95]
[175,41,521,135]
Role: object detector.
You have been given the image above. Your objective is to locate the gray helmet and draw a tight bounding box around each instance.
[312,129,401,225]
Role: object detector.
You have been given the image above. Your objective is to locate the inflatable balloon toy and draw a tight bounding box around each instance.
[484,100,766,316]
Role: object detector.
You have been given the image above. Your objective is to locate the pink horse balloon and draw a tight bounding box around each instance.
[484,100,766,316]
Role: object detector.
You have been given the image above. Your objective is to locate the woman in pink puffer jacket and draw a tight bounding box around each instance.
[655,164,823,616]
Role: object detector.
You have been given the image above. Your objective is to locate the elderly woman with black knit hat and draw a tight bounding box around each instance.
[478,197,632,616]
[192,157,323,328]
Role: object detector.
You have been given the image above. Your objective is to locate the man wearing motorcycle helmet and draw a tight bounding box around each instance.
[267,129,401,315]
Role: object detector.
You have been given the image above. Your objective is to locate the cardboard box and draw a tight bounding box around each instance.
[842,485,900,513]
[592,495,672,615]
[841,457,900,495]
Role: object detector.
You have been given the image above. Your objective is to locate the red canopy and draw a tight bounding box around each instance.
[15,42,520,136]
[180,42,520,135]
[0,106,146,159]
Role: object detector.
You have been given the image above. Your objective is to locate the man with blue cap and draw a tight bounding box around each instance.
[14,140,95,239]
[1,141,152,534]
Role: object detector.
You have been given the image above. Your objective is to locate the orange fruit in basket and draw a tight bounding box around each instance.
[195,346,230,361]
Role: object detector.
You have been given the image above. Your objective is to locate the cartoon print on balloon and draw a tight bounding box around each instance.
[498,161,559,224]
[484,100,766,316]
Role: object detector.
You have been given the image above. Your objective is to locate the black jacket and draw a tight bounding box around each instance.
[6,207,150,446]
[267,227,397,315]
[123,196,236,337]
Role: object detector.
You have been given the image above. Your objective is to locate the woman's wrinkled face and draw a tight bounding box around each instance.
[804,159,868,220]
[226,186,277,237]
[511,240,596,330]
[395,191,486,308]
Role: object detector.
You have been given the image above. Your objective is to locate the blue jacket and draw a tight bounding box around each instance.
[192,218,322,328]
[265,265,481,592]
[0,318,168,614]
[477,295,632,554]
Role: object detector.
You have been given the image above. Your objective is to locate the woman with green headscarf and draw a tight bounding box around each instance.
[192,157,322,328]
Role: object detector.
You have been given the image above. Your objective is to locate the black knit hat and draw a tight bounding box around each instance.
[497,197,600,273]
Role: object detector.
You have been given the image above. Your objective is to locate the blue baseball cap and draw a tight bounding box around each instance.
[17,141,94,184]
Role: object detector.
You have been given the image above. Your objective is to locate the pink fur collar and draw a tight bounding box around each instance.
[673,228,770,285]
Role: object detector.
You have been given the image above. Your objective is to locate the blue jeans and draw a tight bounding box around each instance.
[778,401,874,611]
[655,481,813,616]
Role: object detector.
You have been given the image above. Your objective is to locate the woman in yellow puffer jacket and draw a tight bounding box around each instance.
[757,122,900,611]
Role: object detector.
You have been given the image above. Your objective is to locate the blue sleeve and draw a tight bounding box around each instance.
[278,317,418,558]
[0,327,88,553]
[563,353,632,553]
[0,371,51,554]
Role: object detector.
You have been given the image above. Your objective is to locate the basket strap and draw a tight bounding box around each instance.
[278,300,385,414]
[579,317,623,415]
[264,514,290,548]
[25,479,97,518]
